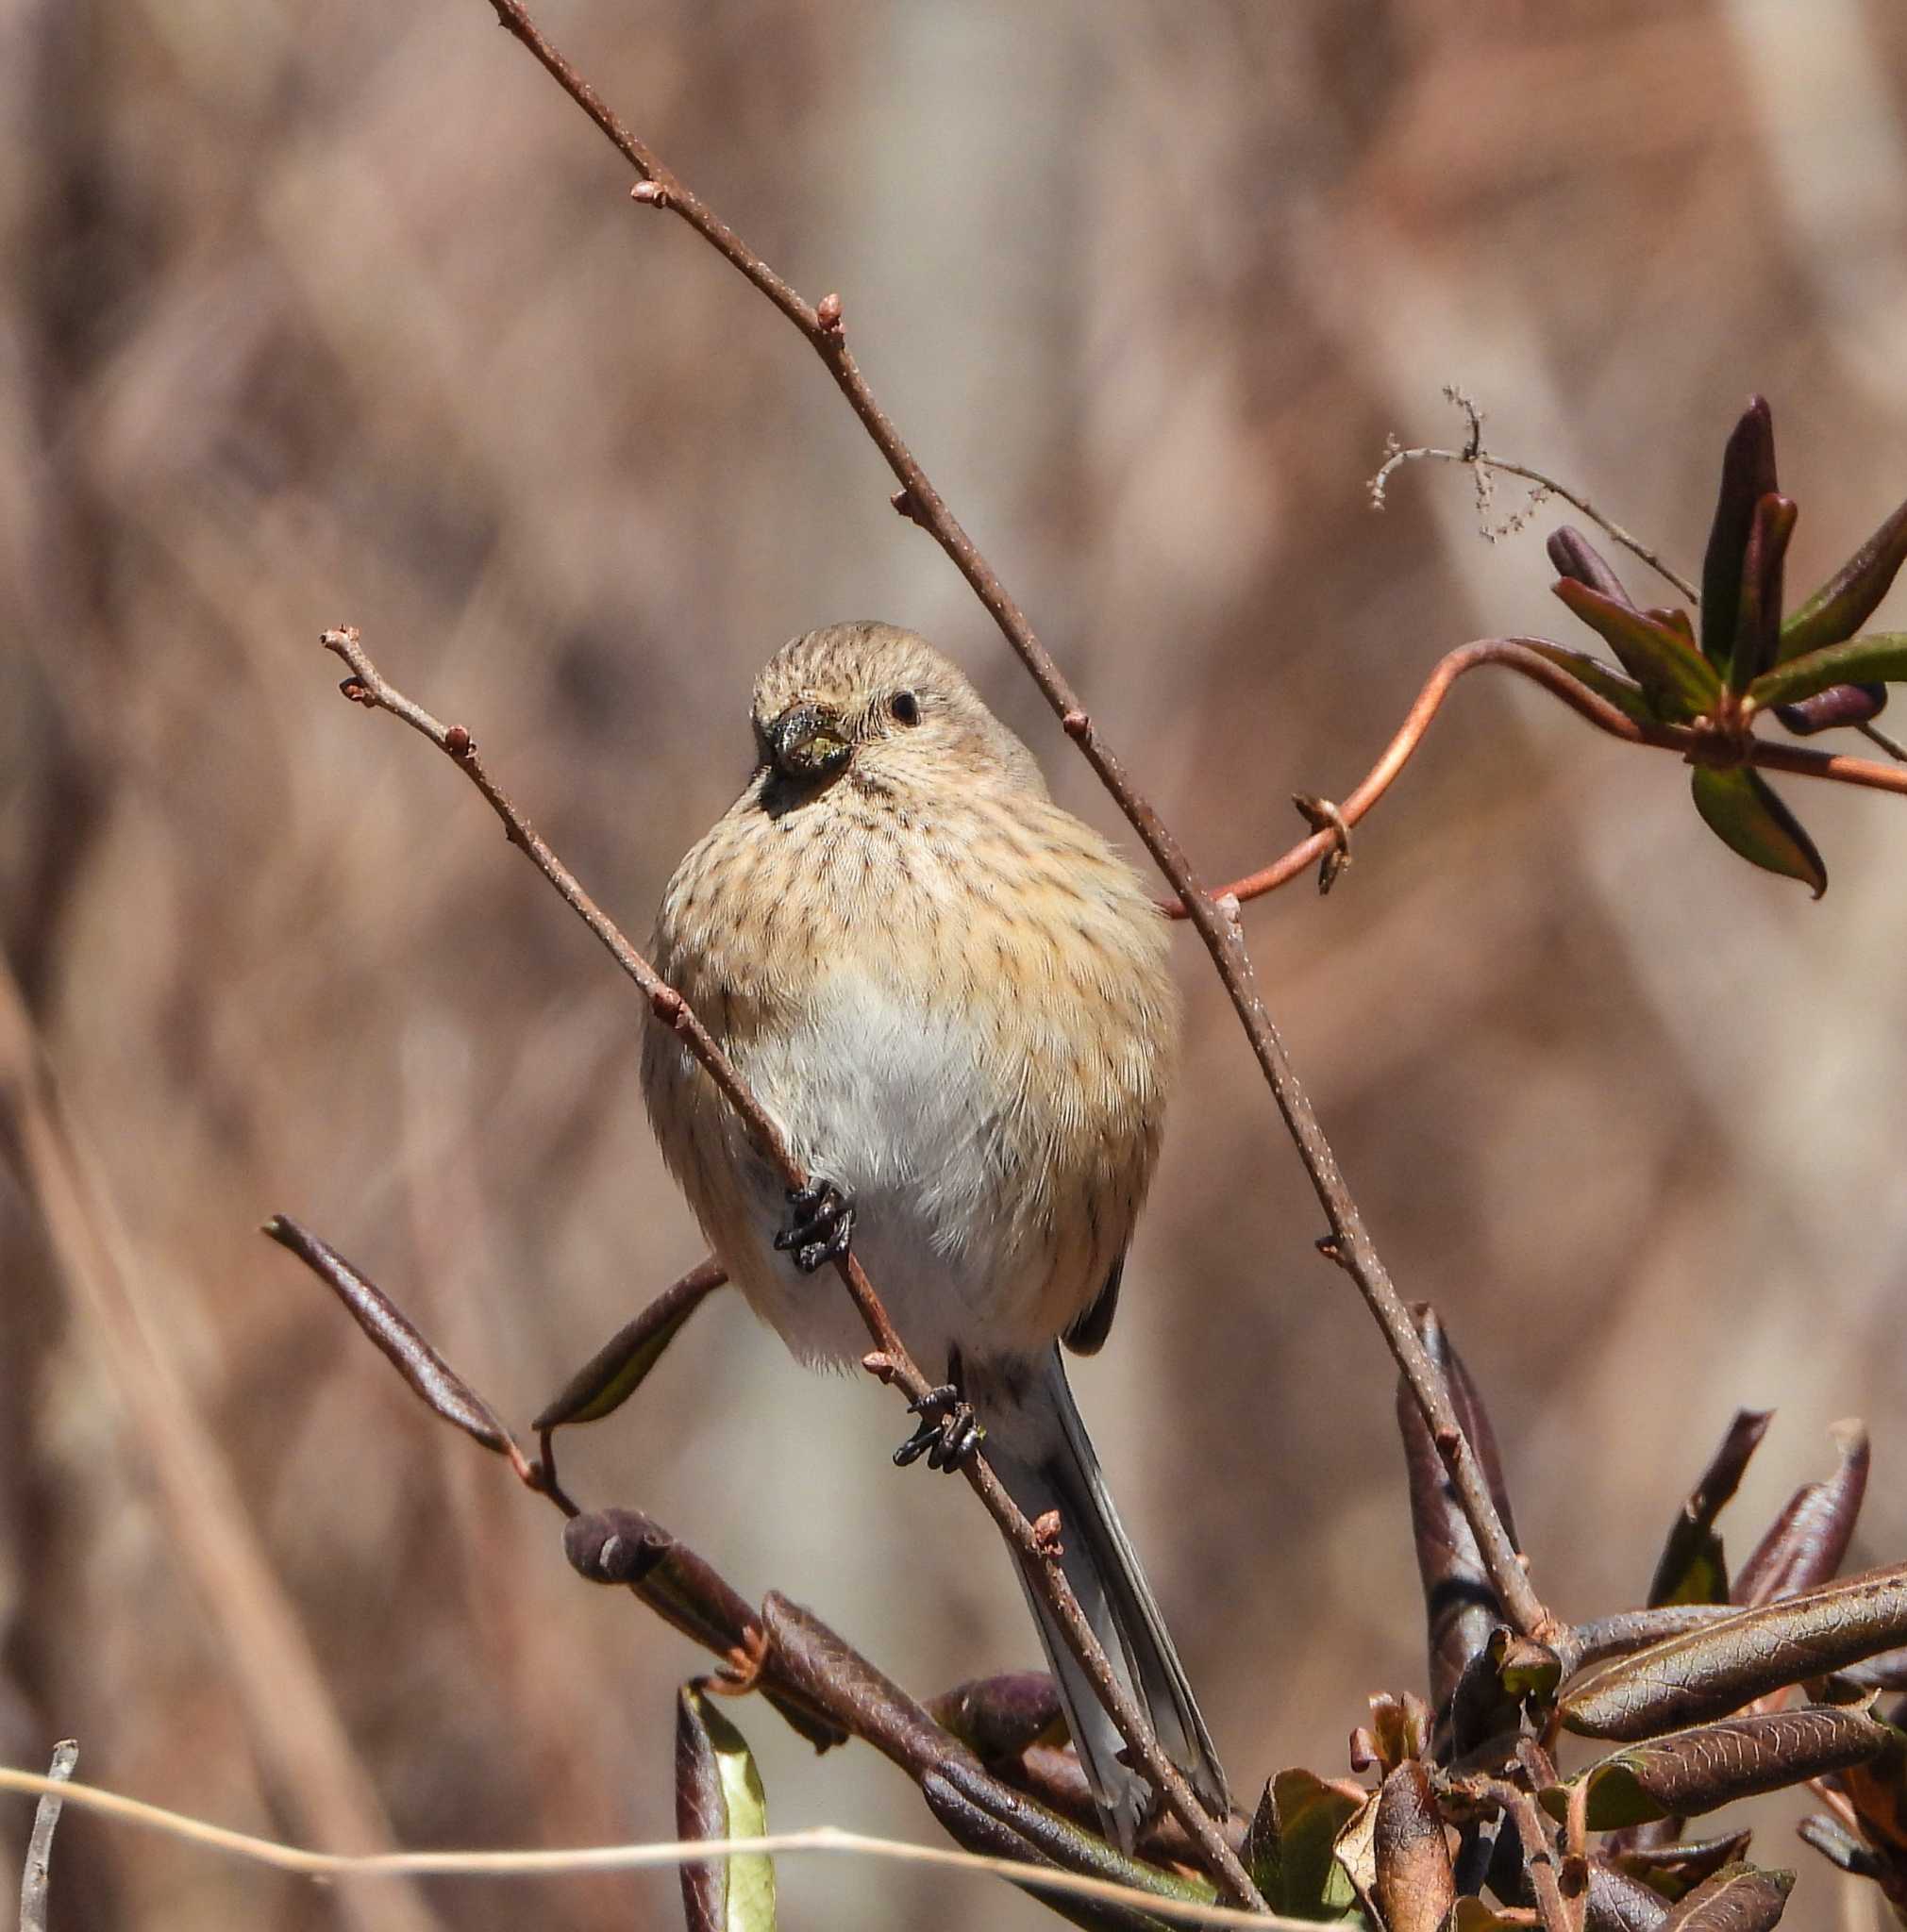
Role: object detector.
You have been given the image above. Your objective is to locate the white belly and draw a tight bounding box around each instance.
[720,974,1032,1372]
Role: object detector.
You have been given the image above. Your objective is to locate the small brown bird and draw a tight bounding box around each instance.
[642,621,1226,1842]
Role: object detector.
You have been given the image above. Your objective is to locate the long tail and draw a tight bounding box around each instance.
[968,1347,1230,1849]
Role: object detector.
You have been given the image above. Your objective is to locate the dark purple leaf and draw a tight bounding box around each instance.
[927,1674,1064,1764]
[1587,1860,1674,1932]
[1609,1831,1755,1901]
[919,1772,1179,1932]
[1397,1307,1520,1734]
[261,1215,511,1454]
[1559,1708,1889,1829]
[1648,1410,1774,1608]
[759,1591,952,1779]
[1701,399,1779,673]
[1773,681,1888,736]
[1562,1563,1907,1740]
[1549,527,1636,607]
[1728,495,1797,690]
[563,1511,845,1752]
[1659,1862,1793,1932]
[1733,1420,1868,1607]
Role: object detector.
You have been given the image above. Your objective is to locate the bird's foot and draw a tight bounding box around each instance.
[775,1177,854,1274]
[894,1383,983,1473]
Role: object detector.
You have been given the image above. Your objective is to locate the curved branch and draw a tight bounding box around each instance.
[1191,639,1907,913]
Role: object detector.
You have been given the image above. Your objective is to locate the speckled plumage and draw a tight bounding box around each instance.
[642,622,1224,1844]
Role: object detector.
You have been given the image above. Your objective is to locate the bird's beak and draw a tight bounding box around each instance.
[767,702,851,781]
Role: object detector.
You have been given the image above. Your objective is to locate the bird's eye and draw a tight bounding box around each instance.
[889,690,921,726]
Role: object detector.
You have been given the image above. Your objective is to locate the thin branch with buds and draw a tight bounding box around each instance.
[468,0,1554,1650]
[1370,386,1698,604]
[318,626,1262,1909]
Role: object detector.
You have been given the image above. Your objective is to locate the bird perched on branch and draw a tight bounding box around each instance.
[642,620,1226,1844]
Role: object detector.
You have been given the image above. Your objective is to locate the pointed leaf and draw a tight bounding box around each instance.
[1733,1419,1868,1607]
[1246,1770,1364,1919]
[1780,491,1907,661]
[1728,495,1797,691]
[1701,398,1779,672]
[1399,1310,1519,1727]
[1551,1708,1889,1830]
[532,1257,726,1431]
[1748,632,1907,711]
[1689,767,1826,898]
[1561,1561,1907,1740]
[1609,1832,1755,1902]
[262,1216,513,1454]
[928,1757,1214,1926]
[1522,641,1658,725]
[1372,1761,1455,1932]
[1586,1861,1675,1932]
[1648,1410,1773,1608]
[1555,580,1722,722]
[1659,1863,1793,1932]
[1648,607,1700,651]
[677,1686,778,1932]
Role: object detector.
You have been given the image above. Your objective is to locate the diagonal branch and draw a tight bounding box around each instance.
[318,626,1261,1909]
[473,0,1554,1678]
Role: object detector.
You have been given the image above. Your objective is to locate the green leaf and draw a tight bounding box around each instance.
[1701,397,1779,674]
[1748,632,1907,712]
[1521,642,1657,724]
[677,1687,777,1932]
[1553,580,1722,723]
[1780,492,1907,662]
[1690,767,1826,898]
[1245,1770,1363,1919]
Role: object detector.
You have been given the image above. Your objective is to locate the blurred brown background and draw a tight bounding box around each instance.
[4,2,1906,1926]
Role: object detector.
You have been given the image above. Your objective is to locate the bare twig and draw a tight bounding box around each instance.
[17,1740,76,1932]
[1370,387,1698,604]
[470,0,1555,1675]
[1186,637,1907,914]
[319,627,1261,1908]
[1480,1780,1574,1932]
[0,1762,1298,1930]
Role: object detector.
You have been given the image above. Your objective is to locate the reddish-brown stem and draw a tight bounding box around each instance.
[1187,638,1907,913]
[320,626,1257,1908]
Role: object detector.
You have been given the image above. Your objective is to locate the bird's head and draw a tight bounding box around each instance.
[747,622,1046,808]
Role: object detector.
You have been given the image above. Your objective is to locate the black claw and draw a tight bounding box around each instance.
[893,1383,982,1473]
[775,1178,854,1274]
